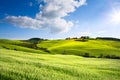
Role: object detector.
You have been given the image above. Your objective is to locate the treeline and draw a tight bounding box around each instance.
[65,36,120,41]
[96,37,120,41]
[78,53,120,59]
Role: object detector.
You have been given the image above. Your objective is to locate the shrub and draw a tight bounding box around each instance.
[14,48,17,51]
[62,50,67,55]
[75,39,88,42]
[111,55,120,59]
[83,53,90,57]
[39,47,50,53]
[2,46,9,50]
[104,55,120,59]
[105,55,111,58]
[98,54,103,58]
[28,38,44,44]
[90,56,96,58]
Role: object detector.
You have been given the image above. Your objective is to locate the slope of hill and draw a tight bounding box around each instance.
[0,39,47,54]
[0,38,120,58]
[37,39,120,58]
[0,49,120,80]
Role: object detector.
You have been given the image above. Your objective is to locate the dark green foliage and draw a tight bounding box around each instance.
[75,39,88,42]
[98,54,103,58]
[27,38,44,44]
[21,38,44,49]
[83,53,90,57]
[75,36,90,42]
[62,50,67,55]
[111,55,120,59]
[105,55,111,58]
[2,46,9,50]
[14,48,17,51]
[104,55,120,59]
[96,37,120,41]
[39,47,50,53]
[81,36,90,39]
[82,53,96,58]
[90,56,96,58]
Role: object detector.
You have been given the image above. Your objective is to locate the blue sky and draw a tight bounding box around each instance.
[0,0,120,39]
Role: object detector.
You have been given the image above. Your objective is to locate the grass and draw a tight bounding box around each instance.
[0,39,120,58]
[37,39,120,57]
[0,39,47,54]
[0,49,120,80]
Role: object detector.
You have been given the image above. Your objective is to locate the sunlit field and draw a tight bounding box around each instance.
[38,39,120,57]
[0,49,120,80]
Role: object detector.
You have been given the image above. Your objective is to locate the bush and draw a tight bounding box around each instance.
[14,48,17,51]
[111,55,120,59]
[104,55,120,59]
[96,37,120,41]
[75,39,88,42]
[83,53,90,57]
[62,50,67,55]
[2,46,9,50]
[39,47,50,53]
[90,56,96,58]
[105,55,111,58]
[28,38,44,44]
[98,54,103,58]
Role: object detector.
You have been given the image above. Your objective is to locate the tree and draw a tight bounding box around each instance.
[83,53,90,57]
[28,38,44,44]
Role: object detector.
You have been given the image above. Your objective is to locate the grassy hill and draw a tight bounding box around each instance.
[0,39,47,54]
[0,38,120,58]
[0,49,120,80]
[0,38,120,80]
[37,39,120,58]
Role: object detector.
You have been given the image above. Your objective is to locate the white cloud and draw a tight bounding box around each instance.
[106,1,120,26]
[4,0,87,33]
[109,8,120,25]
[48,18,73,33]
[36,0,87,19]
[5,16,44,29]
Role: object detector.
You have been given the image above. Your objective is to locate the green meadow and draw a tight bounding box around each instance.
[0,49,120,80]
[37,39,120,58]
[0,38,120,80]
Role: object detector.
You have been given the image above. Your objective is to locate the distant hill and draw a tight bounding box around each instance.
[37,39,120,59]
[0,37,120,59]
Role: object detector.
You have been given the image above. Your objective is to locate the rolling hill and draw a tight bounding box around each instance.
[0,38,120,58]
[0,38,120,80]
[37,39,120,58]
[0,39,47,54]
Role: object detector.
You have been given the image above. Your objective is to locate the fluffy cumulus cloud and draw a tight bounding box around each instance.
[5,16,44,29]
[4,0,87,33]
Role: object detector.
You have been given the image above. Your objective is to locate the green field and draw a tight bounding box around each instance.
[0,49,120,80]
[0,39,120,80]
[1,39,120,58]
[0,39,47,54]
[37,39,120,58]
